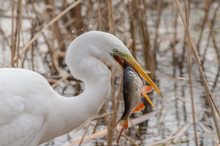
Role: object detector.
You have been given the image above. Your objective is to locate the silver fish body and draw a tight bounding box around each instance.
[120,63,144,121]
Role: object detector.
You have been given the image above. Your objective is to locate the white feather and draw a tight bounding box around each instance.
[0,31,130,146]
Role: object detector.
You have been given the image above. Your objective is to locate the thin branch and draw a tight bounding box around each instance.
[184,1,199,145]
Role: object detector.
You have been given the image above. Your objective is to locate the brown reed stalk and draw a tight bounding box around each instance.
[128,1,137,58]
[196,0,212,55]
[183,1,199,145]
[13,0,22,67]
[78,123,90,146]
[201,4,219,68]
[10,0,15,67]
[107,0,115,33]
[10,0,22,67]
[30,19,36,70]
[153,0,163,64]
[106,70,123,145]
[44,0,66,67]
[97,0,102,30]
[209,4,220,92]
[211,31,220,91]
[184,3,199,146]
[139,0,155,78]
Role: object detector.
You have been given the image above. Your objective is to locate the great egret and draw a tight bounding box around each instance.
[0,31,161,146]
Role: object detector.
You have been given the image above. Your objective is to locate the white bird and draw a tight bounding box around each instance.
[0,31,162,146]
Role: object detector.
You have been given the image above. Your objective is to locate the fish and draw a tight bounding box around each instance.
[116,63,155,142]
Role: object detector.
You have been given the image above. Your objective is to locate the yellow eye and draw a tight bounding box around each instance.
[113,49,119,54]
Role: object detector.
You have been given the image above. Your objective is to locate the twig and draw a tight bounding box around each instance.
[10,0,15,67]
[107,0,115,33]
[209,5,220,92]
[13,0,23,67]
[184,1,199,145]
[153,0,163,61]
[196,0,212,55]
[78,123,90,146]
[93,111,114,120]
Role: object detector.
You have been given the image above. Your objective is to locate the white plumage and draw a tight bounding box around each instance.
[0,31,160,146]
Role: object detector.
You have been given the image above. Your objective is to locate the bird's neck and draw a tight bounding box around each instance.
[41,58,112,143]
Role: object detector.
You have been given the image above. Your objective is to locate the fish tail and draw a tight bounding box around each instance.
[117,119,128,143]
[121,119,129,128]
[132,102,145,113]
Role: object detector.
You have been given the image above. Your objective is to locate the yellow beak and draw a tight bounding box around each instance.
[123,55,163,97]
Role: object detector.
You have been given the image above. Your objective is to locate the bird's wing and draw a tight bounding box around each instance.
[0,95,24,125]
[0,68,49,146]
[0,95,45,146]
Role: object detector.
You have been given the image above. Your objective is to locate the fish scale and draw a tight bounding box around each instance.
[116,63,155,143]
[120,63,144,122]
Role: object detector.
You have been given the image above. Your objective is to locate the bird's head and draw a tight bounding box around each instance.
[88,31,162,97]
[66,31,162,97]
[109,44,162,97]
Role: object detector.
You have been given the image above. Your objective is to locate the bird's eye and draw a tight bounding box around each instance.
[113,49,119,54]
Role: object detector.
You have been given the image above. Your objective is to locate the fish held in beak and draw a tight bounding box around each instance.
[122,55,163,97]
[119,64,155,122]
[116,63,155,142]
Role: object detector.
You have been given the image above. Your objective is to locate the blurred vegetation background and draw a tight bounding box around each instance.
[0,0,220,146]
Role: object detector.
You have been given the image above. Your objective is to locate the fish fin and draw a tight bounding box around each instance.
[121,119,129,129]
[141,86,155,108]
[143,85,154,93]
[132,103,145,113]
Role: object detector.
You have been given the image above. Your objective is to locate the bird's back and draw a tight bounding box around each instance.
[0,68,53,146]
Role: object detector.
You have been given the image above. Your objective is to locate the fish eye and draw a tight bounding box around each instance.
[113,49,119,54]
[128,72,133,76]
